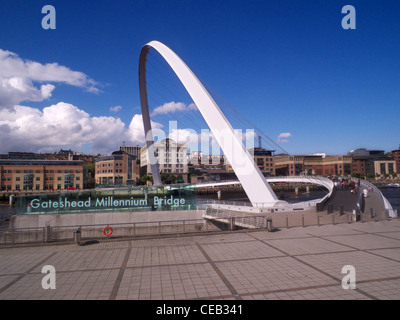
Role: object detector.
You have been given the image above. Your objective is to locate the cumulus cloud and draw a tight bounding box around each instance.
[168,128,201,147]
[109,105,122,112]
[0,103,163,155]
[277,132,292,143]
[0,48,99,110]
[127,114,163,146]
[151,101,197,116]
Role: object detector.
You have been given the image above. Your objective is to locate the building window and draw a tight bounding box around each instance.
[64,174,74,189]
[23,174,34,190]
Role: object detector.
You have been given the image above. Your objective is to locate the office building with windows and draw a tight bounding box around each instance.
[140,138,188,183]
[119,145,141,158]
[0,159,84,191]
[95,150,140,186]
[274,154,352,176]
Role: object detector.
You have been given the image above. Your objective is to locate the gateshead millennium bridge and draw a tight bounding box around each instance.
[138,40,395,217]
[139,41,326,211]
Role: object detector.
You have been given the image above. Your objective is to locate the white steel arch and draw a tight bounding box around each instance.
[139,40,286,206]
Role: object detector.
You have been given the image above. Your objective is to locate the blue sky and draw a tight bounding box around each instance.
[0,0,399,155]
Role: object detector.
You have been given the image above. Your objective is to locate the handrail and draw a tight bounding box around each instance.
[359,180,395,218]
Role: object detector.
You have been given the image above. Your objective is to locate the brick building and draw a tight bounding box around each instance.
[391,146,400,174]
[95,150,140,186]
[274,154,352,176]
[0,159,85,191]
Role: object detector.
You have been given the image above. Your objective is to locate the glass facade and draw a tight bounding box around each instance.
[16,184,197,215]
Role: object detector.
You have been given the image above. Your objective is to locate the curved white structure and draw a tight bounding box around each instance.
[139,40,286,207]
[195,175,334,210]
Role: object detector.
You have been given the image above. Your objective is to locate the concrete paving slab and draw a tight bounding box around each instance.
[1,219,400,301]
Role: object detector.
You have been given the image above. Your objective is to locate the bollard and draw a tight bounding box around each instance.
[44,223,51,243]
[306,186,310,193]
[332,214,335,225]
[229,217,235,231]
[339,205,344,216]
[295,187,299,196]
[352,210,357,222]
[266,217,272,232]
[74,227,81,245]
[370,208,374,218]
[9,195,15,206]
[302,214,305,228]
[317,215,320,226]
[327,204,333,214]
[286,215,289,229]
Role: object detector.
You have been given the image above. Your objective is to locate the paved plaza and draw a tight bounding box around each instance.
[1,219,400,300]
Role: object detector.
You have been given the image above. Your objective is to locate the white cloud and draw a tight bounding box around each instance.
[151,101,197,116]
[127,114,163,146]
[109,105,122,112]
[0,48,99,110]
[0,103,163,155]
[277,132,292,143]
[168,128,201,146]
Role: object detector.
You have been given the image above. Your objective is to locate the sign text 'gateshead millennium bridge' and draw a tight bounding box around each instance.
[29,195,187,210]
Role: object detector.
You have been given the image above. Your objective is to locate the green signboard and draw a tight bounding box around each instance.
[16,184,197,214]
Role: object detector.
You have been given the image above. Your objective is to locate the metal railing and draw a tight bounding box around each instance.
[203,207,268,229]
[1,209,398,246]
[0,217,248,245]
[360,180,396,218]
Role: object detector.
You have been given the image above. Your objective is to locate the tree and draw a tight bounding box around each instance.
[140,175,153,185]
[167,175,177,184]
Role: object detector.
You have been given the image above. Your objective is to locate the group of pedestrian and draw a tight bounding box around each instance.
[334,178,355,191]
